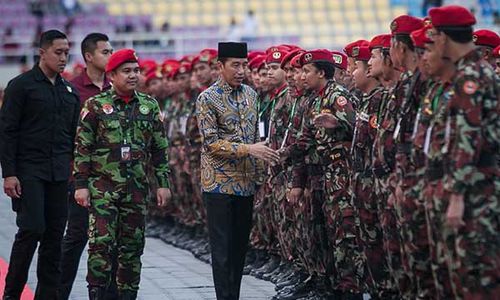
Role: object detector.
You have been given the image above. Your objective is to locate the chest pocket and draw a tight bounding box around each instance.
[97,114,122,144]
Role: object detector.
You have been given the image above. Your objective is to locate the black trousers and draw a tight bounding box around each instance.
[203,192,254,300]
[3,178,68,300]
[58,184,118,300]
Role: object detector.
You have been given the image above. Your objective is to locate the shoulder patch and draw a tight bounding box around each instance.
[336,96,347,107]
[369,115,378,129]
[462,80,478,95]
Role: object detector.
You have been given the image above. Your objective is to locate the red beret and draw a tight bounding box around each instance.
[280,49,304,69]
[180,54,195,64]
[331,51,348,70]
[106,49,139,73]
[290,52,304,68]
[266,48,289,65]
[390,15,424,35]
[248,55,266,71]
[473,29,500,48]
[493,45,500,58]
[369,34,392,50]
[265,45,291,55]
[301,49,335,65]
[343,40,370,57]
[410,25,433,49]
[161,59,180,75]
[352,46,371,61]
[429,5,476,28]
[145,69,163,86]
[192,48,218,67]
[248,51,265,62]
[139,59,156,73]
[171,62,192,78]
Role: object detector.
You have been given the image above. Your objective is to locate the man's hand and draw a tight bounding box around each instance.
[157,188,172,207]
[4,176,22,198]
[287,188,303,205]
[75,188,90,208]
[313,113,338,129]
[248,141,279,165]
[446,193,465,229]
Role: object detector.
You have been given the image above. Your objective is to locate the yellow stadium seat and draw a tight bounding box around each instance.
[153,15,166,28]
[318,35,333,48]
[186,1,199,14]
[123,2,137,15]
[201,13,217,26]
[170,2,184,15]
[185,14,199,26]
[107,2,122,15]
[359,0,373,10]
[169,14,183,27]
[312,10,327,24]
[311,0,325,11]
[297,11,310,23]
[155,2,168,14]
[360,9,375,22]
[281,11,296,24]
[343,0,357,11]
[328,10,343,22]
[334,35,350,47]
[233,1,247,14]
[296,1,309,12]
[332,21,347,34]
[264,0,279,12]
[280,0,294,12]
[140,2,154,14]
[392,6,408,17]
[217,1,231,14]
[349,22,364,35]
[344,10,359,23]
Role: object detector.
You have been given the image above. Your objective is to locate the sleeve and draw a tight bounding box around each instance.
[73,99,98,189]
[196,92,250,159]
[289,106,316,189]
[0,78,26,178]
[71,91,81,155]
[150,101,171,188]
[447,76,488,195]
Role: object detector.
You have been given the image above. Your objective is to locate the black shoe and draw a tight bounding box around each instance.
[273,277,314,300]
[253,255,280,278]
[88,287,106,300]
[118,290,137,300]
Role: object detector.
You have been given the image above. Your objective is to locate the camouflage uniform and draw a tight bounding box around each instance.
[392,70,435,299]
[444,49,500,299]
[266,85,292,260]
[250,92,278,253]
[371,72,413,297]
[350,85,396,298]
[312,80,364,294]
[74,89,170,291]
[419,82,457,299]
[289,89,329,277]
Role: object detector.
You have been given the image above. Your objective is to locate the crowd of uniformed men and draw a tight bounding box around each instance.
[140,5,499,300]
[1,3,498,300]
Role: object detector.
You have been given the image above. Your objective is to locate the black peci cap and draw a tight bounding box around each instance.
[218,42,248,59]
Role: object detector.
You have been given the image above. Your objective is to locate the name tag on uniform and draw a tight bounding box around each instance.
[259,121,266,138]
[121,144,131,162]
[393,118,402,140]
[424,125,433,156]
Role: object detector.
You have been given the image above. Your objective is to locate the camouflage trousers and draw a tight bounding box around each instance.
[395,175,436,300]
[351,173,397,299]
[87,181,147,291]
[188,157,205,227]
[250,182,277,251]
[270,171,295,261]
[374,175,409,298]
[436,178,500,300]
[323,162,364,293]
[423,179,459,299]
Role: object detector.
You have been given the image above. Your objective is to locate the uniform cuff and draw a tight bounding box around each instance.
[157,177,170,189]
[75,179,89,189]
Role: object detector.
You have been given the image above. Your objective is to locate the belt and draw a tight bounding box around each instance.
[426,161,444,181]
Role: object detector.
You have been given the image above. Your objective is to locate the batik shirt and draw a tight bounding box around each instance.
[196,79,260,196]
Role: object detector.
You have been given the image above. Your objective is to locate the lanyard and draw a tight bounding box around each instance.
[259,98,276,120]
[431,84,444,113]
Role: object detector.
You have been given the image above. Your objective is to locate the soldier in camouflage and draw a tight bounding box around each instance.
[429,6,500,299]
[73,49,171,300]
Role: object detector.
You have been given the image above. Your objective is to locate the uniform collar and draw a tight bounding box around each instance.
[110,88,139,104]
[82,68,111,88]
[33,64,63,84]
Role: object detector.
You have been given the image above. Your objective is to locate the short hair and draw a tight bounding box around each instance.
[312,61,335,79]
[81,33,109,61]
[39,30,67,49]
[393,34,415,51]
[436,27,473,44]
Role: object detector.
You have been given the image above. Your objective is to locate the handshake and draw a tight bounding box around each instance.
[248,141,282,165]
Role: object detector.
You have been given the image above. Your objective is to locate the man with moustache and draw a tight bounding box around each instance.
[73,49,172,299]
[0,30,80,299]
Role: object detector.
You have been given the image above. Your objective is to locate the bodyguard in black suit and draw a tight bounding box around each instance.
[0,30,80,300]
